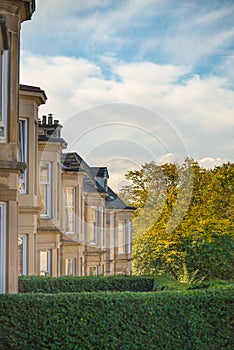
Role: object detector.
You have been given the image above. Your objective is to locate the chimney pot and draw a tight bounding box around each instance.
[42,115,47,125]
[54,120,59,126]
[48,113,53,125]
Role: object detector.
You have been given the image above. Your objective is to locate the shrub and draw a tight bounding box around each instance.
[18,275,155,293]
[0,288,233,349]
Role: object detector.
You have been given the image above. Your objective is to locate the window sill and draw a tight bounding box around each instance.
[40,215,51,220]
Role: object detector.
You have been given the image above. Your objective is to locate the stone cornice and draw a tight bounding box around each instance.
[0,0,35,22]
[19,84,47,106]
[37,227,62,233]
[0,160,26,172]
[19,205,41,214]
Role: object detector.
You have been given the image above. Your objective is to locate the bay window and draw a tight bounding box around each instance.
[65,187,75,234]
[79,189,85,241]
[40,250,51,276]
[40,162,51,218]
[90,207,98,245]
[0,50,8,141]
[0,203,6,293]
[19,119,28,193]
[118,220,126,254]
[89,266,98,276]
[128,221,132,254]
[65,258,76,276]
[79,257,83,276]
[18,235,27,276]
[100,207,105,248]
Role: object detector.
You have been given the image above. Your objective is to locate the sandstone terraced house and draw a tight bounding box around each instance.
[0,0,36,294]
[0,1,134,294]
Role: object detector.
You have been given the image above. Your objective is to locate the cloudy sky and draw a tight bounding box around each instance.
[20,0,234,190]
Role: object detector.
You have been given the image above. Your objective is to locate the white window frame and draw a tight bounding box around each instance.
[65,258,76,276]
[18,235,27,276]
[0,203,6,293]
[109,212,115,260]
[40,250,51,276]
[100,207,105,248]
[40,162,52,219]
[118,220,126,254]
[79,257,83,276]
[19,118,28,194]
[79,189,84,241]
[90,207,98,245]
[128,221,132,254]
[65,187,75,234]
[57,166,60,220]
[0,50,8,142]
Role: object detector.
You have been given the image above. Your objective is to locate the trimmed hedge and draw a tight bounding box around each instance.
[18,275,155,293]
[0,288,233,350]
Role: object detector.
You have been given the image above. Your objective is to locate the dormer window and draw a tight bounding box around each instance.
[92,167,109,192]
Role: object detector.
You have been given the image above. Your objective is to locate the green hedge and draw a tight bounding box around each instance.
[18,275,155,293]
[0,288,233,350]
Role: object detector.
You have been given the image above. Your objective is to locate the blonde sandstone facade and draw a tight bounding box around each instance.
[0,1,134,294]
[18,84,47,276]
[18,109,134,279]
[0,0,35,293]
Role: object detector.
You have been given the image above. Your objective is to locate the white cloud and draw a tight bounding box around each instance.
[198,157,228,169]
[162,75,234,130]
[20,0,234,86]
[20,52,102,118]
[20,52,234,167]
[193,7,233,26]
[155,3,234,67]
[19,0,234,193]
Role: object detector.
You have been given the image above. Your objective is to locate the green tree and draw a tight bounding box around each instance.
[120,160,234,281]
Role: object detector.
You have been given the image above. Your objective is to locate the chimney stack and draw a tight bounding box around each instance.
[48,113,53,125]
[42,115,47,125]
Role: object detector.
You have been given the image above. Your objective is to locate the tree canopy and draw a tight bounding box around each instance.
[119,160,234,281]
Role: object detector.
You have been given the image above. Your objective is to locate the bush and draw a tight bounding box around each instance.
[153,275,187,291]
[18,275,155,293]
[0,288,233,349]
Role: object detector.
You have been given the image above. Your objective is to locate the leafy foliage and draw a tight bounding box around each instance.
[0,287,233,349]
[18,275,154,293]
[119,160,234,280]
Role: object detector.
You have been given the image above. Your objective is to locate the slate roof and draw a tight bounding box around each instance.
[61,152,106,194]
[61,152,82,172]
[61,152,135,211]
[20,84,46,96]
[90,167,109,178]
[105,186,136,211]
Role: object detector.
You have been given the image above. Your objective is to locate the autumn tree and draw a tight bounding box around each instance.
[119,160,234,281]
